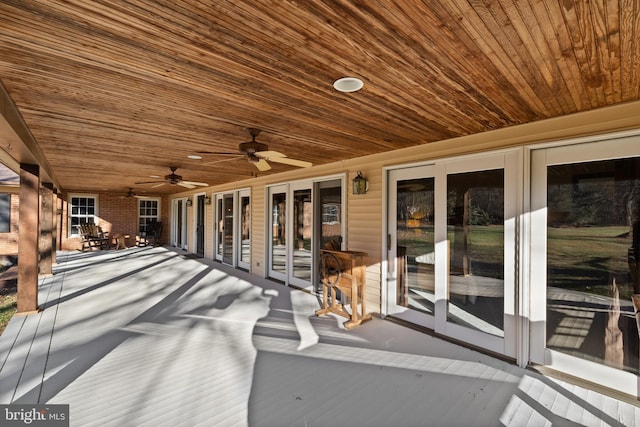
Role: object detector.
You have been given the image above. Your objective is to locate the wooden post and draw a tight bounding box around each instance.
[18,163,40,314]
[39,185,54,275]
[56,196,64,255]
[52,189,58,264]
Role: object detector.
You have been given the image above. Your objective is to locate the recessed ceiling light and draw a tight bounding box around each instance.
[187,154,202,160]
[333,77,364,93]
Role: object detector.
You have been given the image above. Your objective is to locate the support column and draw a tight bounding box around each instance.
[52,189,58,264]
[39,185,54,275]
[56,196,64,255]
[18,163,40,314]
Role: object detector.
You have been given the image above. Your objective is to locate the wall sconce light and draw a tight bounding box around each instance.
[352,171,368,195]
[204,196,211,205]
[186,198,193,207]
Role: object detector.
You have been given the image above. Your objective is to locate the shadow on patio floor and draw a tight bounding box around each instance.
[0,246,637,426]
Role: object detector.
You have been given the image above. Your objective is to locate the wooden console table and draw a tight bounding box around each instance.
[315,249,371,329]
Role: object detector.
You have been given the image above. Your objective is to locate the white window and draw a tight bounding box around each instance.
[138,198,160,235]
[69,195,97,236]
[0,194,11,233]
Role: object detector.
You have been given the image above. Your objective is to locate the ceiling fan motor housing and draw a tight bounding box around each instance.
[165,172,182,184]
[239,141,268,154]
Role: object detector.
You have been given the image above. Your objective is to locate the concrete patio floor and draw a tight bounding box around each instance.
[0,246,639,427]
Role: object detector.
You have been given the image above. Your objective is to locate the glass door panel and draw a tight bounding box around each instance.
[547,158,640,372]
[222,194,234,265]
[318,181,343,249]
[291,188,312,284]
[215,195,223,261]
[238,191,251,270]
[195,194,206,257]
[396,177,436,314]
[387,165,438,328]
[172,199,187,249]
[316,180,343,293]
[268,186,287,281]
[446,169,504,337]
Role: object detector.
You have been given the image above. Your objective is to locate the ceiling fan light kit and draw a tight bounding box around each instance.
[165,170,182,185]
[240,141,269,153]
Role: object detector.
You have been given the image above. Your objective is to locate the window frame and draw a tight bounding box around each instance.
[68,194,98,237]
[0,193,11,233]
[138,197,161,236]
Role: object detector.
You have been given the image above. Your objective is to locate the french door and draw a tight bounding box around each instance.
[195,194,206,257]
[530,134,640,396]
[171,198,188,249]
[214,189,250,269]
[267,182,315,288]
[387,151,518,357]
[267,177,344,291]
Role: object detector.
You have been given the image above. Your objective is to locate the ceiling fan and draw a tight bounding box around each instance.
[197,128,312,172]
[135,167,208,189]
[119,188,144,199]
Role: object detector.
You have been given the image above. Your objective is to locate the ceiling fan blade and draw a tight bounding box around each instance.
[197,151,243,156]
[178,182,196,189]
[151,183,166,188]
[267,157,312,168]
[203,157,242,166]
[254,159,272,171]
[182,181,209,187]
[255,150,312,168]
[135,180,164,185]
[255,150,286,158]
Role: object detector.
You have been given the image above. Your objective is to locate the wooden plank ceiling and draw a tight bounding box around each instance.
[0,0,638,194]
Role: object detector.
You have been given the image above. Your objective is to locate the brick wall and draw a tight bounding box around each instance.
[2,190,171,253]
[60,192,168,251]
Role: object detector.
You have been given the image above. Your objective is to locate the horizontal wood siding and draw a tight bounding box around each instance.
[251,185,265,277]
[347,167,384,313]
[169,105,640,315]
[204,193,214,260]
